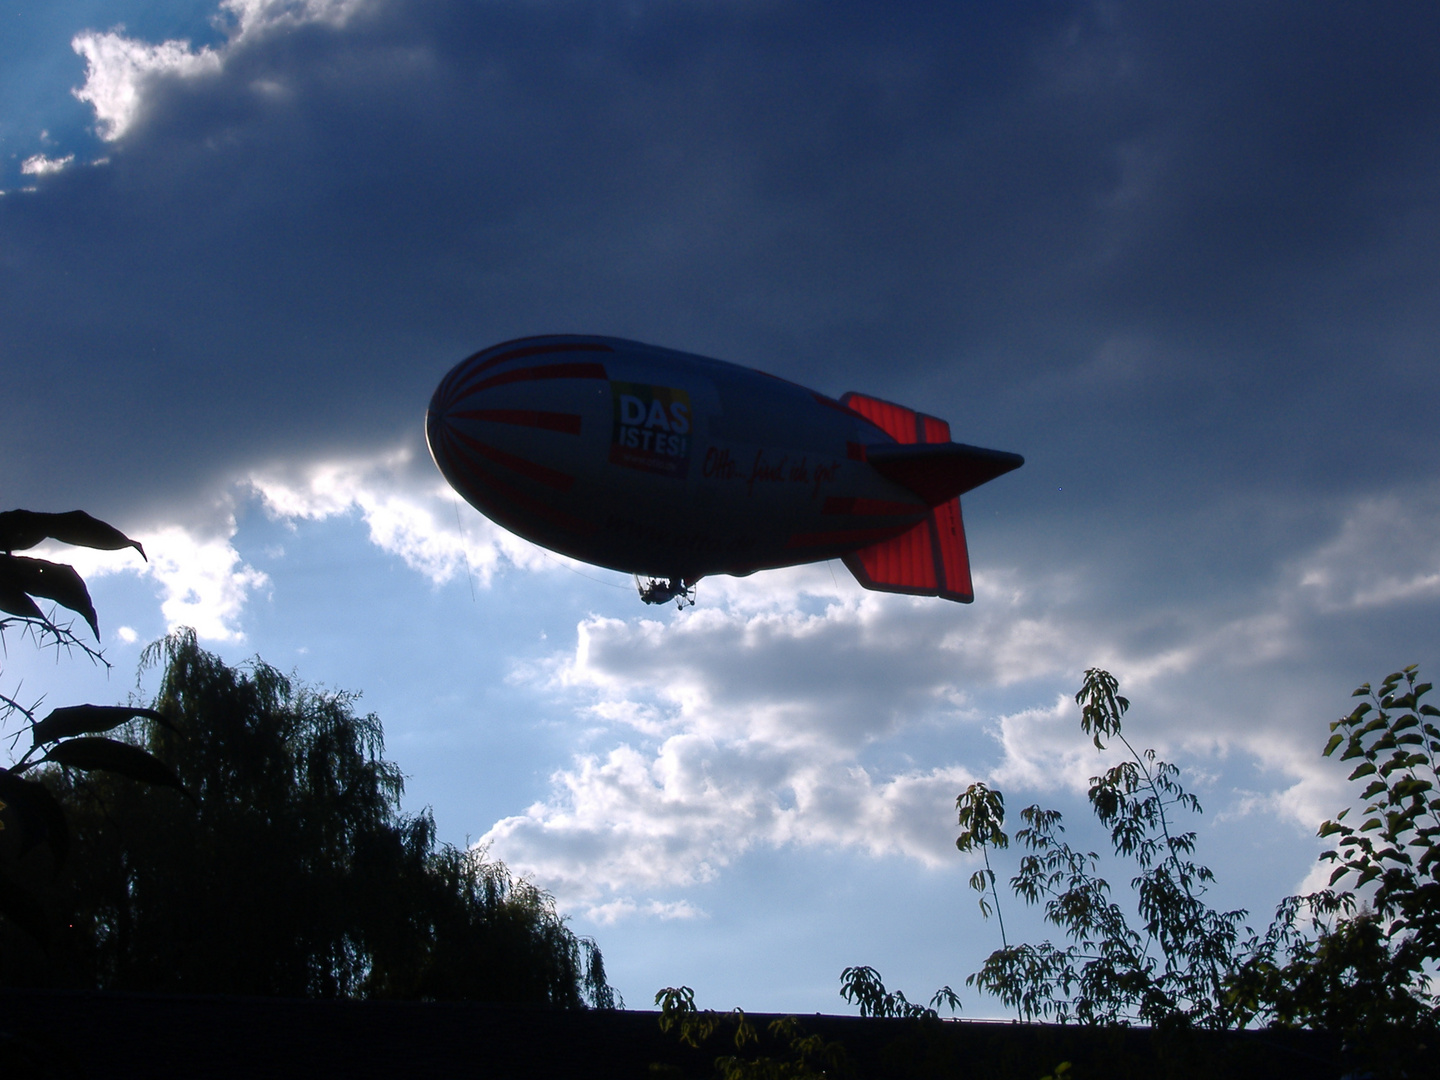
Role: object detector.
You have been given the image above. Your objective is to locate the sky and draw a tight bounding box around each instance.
[4,0,1440,1016]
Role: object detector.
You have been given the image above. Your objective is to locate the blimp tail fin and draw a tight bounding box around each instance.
[842,497,974,603]
[840,392,952,444]
[841,391,1024,506]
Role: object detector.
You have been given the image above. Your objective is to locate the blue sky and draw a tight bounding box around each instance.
[4,0,1440,1014]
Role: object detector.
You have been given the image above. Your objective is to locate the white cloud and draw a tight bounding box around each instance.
[20,154,74,176]
[72,33,223,140]
[32,503,267,644]
[584,897,706,926]
[71,0,367,140]
[481,574,1034,912]
[989,693,1100,794]
[220,0,368,35]
[19,441,580,648]
[475,482,1440,918]
[481,728,979,917]
[244,445,563,587]
[142,523,270,642]
[1294,487,1440,612]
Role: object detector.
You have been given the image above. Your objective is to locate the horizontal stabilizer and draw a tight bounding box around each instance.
[866,442,1024,507]
[842,498,973,603]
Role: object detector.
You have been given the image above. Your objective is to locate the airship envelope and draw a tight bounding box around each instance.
[426,335,1022,605]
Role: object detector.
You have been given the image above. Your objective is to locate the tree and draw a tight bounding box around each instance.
[843,665,1440,1064]
[838,966,958,1020]
[35,629,616,1007]
[961,669,1249,1028]
[0,509,184,959]
[1226,666,1439,1047]
[1318,665,1440,970]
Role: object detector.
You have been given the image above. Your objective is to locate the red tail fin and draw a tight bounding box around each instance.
[838,391,1019,603]
[841,392,951,444]
[842,497,973,603]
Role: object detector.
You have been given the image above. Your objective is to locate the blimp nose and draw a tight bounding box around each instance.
[424,337,615,549]
[424,383,457,480]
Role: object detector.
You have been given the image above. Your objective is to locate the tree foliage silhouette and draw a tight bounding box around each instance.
[654,986,852,1079]
[965,668,1250,1028]
[1226,665,1439,1057]
[27,629,615,1007]
[844,665,1439,1063]
[0,509,183,957]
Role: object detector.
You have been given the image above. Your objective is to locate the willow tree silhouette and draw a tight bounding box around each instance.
[34,629,614,1007]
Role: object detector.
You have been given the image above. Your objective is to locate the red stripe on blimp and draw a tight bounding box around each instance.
[785,526,907,549]
[454,362,609,402]
[436,431,595,536]
[469,340,613,377]
[451,408,583,435]
[443,340,613,399]
[449,429,575,492]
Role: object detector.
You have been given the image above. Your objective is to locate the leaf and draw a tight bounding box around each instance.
[1361,715,1390,735]
[0,555,98,638]
[31,704,175,746]
[0,578,46,621]
[43,738,193,801]
[1348,761,1377,780]
[0,770,69,868]
[1392,778,1433,799]
[1322,732,1344,756]
[0,509,145,560]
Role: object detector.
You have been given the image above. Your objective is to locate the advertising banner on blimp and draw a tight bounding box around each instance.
[609,382,692,479]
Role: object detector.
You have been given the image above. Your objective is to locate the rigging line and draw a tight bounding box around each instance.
[451,493,476,602]
[538,549,632,591]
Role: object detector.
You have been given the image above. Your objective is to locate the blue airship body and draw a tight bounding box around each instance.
[426,335,1022,603]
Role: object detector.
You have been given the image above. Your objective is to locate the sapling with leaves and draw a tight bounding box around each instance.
[955,781,1010,947]
[842,664,1439,1056]
[838,964,959,1019]
[967,669,1248,1027]
[0,509,188,947]
[846,668,1250,1026]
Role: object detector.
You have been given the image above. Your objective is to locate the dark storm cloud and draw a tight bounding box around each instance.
[4,0,1438,568]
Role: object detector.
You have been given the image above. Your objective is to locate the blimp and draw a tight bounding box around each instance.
[426,335,1022,606]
